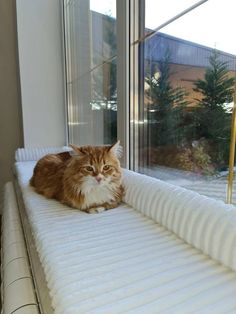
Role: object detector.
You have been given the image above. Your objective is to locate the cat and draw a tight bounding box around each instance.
[30,141,124,213]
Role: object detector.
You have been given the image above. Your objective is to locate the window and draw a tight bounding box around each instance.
[135,0,236,202]
[63,0,236,203]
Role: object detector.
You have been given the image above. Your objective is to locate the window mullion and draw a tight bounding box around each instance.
[129,0,141,171]
[117,0,130,168]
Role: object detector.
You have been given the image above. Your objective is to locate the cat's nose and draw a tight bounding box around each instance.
[95,175,102,183]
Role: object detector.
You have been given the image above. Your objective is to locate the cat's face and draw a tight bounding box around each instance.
[67,142,122,192]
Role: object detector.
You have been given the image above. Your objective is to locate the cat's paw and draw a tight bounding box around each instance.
[87,207,105,214]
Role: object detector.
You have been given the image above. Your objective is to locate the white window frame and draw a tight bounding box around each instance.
[116,0,131,169]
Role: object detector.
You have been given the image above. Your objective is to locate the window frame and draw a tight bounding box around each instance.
[116,0,131,168]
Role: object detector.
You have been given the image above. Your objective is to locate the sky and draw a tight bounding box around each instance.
[90,0,236,56]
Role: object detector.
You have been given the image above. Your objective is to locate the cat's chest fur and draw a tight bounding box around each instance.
[75,176,116,210]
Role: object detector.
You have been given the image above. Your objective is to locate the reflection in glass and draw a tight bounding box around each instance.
[64,0,117,145]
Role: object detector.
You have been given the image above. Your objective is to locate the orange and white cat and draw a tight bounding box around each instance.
[30,142,124,213]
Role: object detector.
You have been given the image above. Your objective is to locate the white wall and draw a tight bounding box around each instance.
[16,0,66,147]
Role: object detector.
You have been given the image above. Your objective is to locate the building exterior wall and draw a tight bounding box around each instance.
[169,64,205,104]
[169,63,236,105]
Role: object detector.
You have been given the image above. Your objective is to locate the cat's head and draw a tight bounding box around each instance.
[67,141,122,190]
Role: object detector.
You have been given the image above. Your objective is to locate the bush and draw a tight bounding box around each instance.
[149,139,216,175]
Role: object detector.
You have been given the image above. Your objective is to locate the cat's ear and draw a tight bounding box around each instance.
[108,140,123,158]
[69,144,85,157]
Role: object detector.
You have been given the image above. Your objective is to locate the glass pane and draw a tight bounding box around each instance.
[64,0,117,145]
[140,0,236,202]
[145,0,200,31]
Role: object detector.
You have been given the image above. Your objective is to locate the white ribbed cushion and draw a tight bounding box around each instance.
[14,162,236,313]
[15,146,71,161]
[123,169,236,271]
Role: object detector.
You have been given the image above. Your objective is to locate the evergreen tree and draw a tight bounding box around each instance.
[145,52,191,147]
[193,50,235,166]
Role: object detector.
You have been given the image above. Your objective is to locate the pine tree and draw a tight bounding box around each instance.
[145,52,191,147]
[193,50,235,166]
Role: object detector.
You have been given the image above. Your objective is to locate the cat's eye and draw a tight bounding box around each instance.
[103,165,110,171]
[85,166,94,172]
